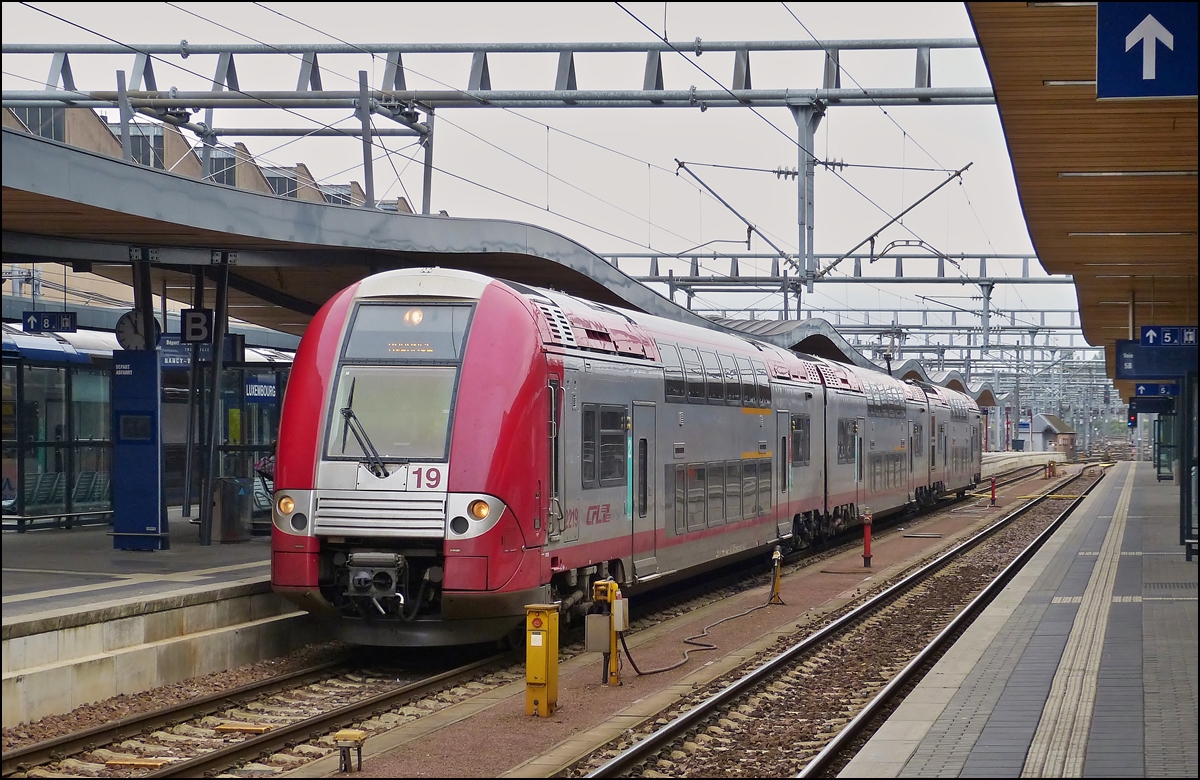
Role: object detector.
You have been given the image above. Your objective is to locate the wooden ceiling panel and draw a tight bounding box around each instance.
[968,2,1199,379]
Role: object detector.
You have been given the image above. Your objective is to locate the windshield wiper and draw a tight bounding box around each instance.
[341,406,390,478]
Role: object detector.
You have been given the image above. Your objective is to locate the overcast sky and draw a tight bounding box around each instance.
[3,2,1084,352]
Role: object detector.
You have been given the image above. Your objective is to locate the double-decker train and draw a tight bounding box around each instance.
[271,268,982,646]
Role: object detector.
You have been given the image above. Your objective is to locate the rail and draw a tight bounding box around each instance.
[586,468,1101,778]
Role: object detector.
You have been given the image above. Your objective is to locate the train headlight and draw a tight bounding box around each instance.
[468,499,490,520]
[404,308,424,326]
[277,495,295,515]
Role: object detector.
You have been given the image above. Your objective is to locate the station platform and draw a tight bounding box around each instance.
[841,461,1198,778]
[2,507,270,621]
[1,510,320,728]
[982,450,1058,478]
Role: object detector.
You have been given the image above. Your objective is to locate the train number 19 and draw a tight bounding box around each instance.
[407,465,442,491]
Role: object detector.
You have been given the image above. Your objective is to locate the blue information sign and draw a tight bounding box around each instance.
[1135,382,1179,396]
[1098,3,1198,99]
[1116,339,1199,380]
[1130,396,1175,415]
[22,311,77,333]
[1141,325,1185,346]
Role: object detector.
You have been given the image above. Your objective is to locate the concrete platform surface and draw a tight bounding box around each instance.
[841,461,1198,778]
[2,507,270,622]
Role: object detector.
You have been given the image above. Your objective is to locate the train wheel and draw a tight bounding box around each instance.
[497,624,524,653]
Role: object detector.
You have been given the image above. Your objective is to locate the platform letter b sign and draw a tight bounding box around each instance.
[182,309,214,344]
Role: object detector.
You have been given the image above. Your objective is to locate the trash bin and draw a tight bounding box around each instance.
[213,477,253,543]
[1011,439,1026,452]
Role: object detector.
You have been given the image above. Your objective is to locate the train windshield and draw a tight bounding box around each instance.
[325,302,473,462]
[326,366,457,461]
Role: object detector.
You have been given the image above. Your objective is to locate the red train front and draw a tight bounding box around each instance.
[271,268,554,645]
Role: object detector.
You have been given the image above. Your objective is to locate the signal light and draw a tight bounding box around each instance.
[1128,412,1137,428]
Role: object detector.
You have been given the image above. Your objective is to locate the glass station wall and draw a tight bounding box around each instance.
[3,352,288,530]
[1,360,112,526]
[162,363,286,514]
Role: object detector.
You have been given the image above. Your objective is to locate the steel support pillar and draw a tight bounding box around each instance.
[358,71,375,208]
[422,107,435,215]
[980,282,993,354]
[790,102,824,306]
[182,268,204,517]
[199,256,230,546]
[116,70,132,162]
[132,255,156,353]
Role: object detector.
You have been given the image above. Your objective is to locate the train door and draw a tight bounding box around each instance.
[908,419,916,501]
[547,375,563,541]
[560,366,582,543]
[632,402,657,577]
[776,410,791,536]
[855,415,866,511]
[929,414,937,488]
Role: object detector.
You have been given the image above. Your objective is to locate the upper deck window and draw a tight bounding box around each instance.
[343,303,473,362]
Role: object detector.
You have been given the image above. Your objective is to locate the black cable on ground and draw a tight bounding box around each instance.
[620,586,779,676]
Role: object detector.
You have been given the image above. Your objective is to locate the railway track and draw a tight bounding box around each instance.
[3,463,1055,778]
[574,467,1102,778]
[3,651,518,778]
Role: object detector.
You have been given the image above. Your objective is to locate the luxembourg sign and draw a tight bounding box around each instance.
[1098,3,1199,99]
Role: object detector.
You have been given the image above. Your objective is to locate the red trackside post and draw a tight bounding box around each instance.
[862,512,873,568]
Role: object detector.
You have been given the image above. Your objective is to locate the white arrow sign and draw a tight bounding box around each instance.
[1126,14,1174,80]
[1138,385,1146,394]
[1145,328,1158,343]
[26,314,37,329]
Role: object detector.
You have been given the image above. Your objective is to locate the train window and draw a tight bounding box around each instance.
[679,347,706,403]
[674,465,686,535]
[725,460,742,522]
[736,356,757,407]
[742,461,758,515]
[549,378,561,513]
[780,436,788,492]
[687,464,706,531]
[581,406,597,487]
[791,414,811,466]
[837,419,856,464]
[700,351,725,403]
[637,438,648,517]
[707,462,725,526]
[326,365,457,461]
[343,302,473,361]
[598,406,628,487]
[659,343,686,403]
[757,459,772,515]
[913,423,923,455]
[752,360,772,407]
[719,354,741,406]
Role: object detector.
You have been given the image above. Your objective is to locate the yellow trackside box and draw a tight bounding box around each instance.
[525,604,559,717]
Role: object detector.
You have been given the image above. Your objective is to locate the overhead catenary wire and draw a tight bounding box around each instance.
[615,1,972,308]
[172,1,728,256]
[18,3,717,267]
